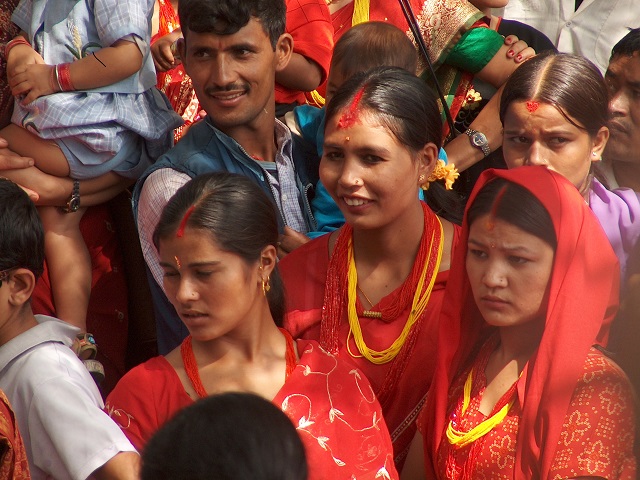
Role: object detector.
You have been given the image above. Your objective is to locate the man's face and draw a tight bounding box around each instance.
[604,52,640,167]
[180,18,290,133]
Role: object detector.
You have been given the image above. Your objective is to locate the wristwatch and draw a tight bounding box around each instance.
[63,179,81,213]
[465,128,491,157]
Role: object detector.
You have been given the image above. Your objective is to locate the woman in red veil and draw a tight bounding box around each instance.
[404,166,636,479]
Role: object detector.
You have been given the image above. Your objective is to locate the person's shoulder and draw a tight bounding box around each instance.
[574,348,636,404]
[161,120,219,163]
[112,356,173,391]
[279,234,330,273]
[583,348,632,381]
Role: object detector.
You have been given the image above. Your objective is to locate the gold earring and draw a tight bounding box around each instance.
[262,275,271,296]
[419,174,426,183]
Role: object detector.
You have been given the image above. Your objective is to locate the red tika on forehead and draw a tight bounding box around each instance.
[337,86,366,129]
[176,205,196,238]
[526,100,540,113]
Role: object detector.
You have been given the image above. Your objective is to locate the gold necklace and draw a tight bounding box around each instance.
[357,285,382,319]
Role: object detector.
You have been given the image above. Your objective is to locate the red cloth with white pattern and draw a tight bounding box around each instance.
[106,338,398,479]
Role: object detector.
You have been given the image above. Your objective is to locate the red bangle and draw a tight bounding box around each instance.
[56,63,75,92]
[4,37,31,59]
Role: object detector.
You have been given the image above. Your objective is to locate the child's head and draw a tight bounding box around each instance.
[0,179,44,318]
[0,179,44,280]
[325,22,418,102]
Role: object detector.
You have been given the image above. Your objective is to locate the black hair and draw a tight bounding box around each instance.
[500,51,609,138]
[326,66,464,224]
[330,22,418,79]
[178,0,286,49]
[467,178,557,250]
[610,28,640,59]
[141,392,308,480]
[153,172,286,326]
[0,179,44,279]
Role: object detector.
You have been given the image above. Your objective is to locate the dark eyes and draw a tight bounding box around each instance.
[508,256,529,265]
[468,249,530,265]
[468,248,487,259]
[363,154,383,164]
[162,270,214,278]
[322,151,343,162]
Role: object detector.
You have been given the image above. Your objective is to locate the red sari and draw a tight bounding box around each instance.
[0,391,30,480]
[106,339,398,480]
[279,224,460,467]
[421,166,637,479]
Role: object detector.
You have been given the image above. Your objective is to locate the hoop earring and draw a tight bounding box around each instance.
[262,275,271,296]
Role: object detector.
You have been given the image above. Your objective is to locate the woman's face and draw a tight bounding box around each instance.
[466,215,555,330]
[158,228,265,342]
[321,109,435,231]
[502,101,609,196]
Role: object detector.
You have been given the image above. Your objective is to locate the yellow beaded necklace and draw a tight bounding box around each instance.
[446,368,517,448]
[345,217,443,364]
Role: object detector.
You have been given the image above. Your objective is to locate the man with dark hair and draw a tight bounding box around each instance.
[0,178,139,480]
[133,0,317,354]
[602,28,640,192]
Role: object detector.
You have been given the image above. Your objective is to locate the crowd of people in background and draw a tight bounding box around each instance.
[0,0,638,478]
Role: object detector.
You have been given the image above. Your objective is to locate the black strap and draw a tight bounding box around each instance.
[397,0,457,137]
[575,0,584,10]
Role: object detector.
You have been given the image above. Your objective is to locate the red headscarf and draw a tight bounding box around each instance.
[422,166,620,479]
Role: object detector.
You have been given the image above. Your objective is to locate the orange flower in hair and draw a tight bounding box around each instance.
[422,160,459,191]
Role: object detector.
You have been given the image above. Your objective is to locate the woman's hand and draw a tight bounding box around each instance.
[151,29,183,72]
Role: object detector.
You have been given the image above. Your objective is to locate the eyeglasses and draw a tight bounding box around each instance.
[0,269,13,288]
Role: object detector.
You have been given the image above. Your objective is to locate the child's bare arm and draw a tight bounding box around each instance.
[275,53,323,92]
[10,38,144,105]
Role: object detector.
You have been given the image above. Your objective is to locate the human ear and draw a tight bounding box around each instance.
[259,245,278,281]
[274,33,293,73]
[176,37,187,67]
[7,268,35,308]
[590,126,610,162]
[417,142,440,184]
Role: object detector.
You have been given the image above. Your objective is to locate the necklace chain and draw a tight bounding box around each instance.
[357,285,383,319]
[345,215,444,364]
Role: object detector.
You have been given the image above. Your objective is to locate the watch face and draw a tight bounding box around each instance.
[68,196,81,212]
[471,132,488,147]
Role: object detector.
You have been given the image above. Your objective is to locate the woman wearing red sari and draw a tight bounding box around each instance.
[279,67,460,468]
[106,172,397,480]
[404,166,636,479]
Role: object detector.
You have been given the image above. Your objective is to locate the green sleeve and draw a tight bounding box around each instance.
[444,27,504,74]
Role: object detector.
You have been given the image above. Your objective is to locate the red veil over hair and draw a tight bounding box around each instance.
[422,166,620,479]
